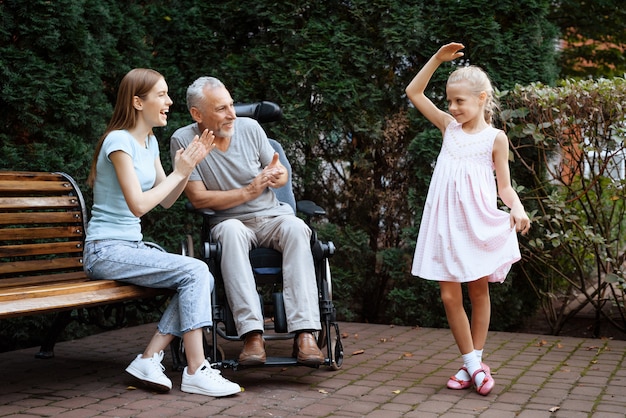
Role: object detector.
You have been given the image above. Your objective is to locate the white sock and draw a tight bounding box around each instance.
[454,365,470,381]
[462,352,485,386]
[474,349,483,363]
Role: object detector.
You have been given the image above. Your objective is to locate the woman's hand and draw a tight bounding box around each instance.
[173,129,215,177]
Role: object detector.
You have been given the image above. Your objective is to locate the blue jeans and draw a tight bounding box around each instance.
[83,240,213,337]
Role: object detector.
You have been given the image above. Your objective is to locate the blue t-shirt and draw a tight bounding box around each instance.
[86,130,159,242]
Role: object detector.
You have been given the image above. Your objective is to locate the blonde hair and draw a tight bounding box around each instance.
[87,69,164,187]
[447,66,498,125]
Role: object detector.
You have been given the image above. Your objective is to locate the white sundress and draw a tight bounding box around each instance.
[411,120,521,283]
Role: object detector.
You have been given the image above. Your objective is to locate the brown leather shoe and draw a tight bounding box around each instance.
[238,332,266,366]
[292,332,324,366]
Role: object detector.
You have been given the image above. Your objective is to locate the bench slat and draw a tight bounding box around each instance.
[0,241,83,258]
[0,280,133,301]
[0,257,83,275]
[0,196,80,210]
[0,281,170,318]
[0,211,83,225]
[0,225,83,241]
[0,180,74,194]
[0,171,65,181]
[0,271,87,289]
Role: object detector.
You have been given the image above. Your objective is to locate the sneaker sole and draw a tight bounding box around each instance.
[125,367,172,393]
[181,383,241,397]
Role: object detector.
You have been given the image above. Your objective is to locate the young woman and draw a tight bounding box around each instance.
[406,43,530,395]
[84,68,240,397]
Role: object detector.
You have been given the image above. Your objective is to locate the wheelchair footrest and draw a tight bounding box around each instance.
[217,356,325,370]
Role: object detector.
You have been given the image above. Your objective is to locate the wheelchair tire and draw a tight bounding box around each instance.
[272,292,288,333]
[317,321,343,370]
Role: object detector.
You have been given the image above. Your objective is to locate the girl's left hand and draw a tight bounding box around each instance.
[510,206,531,235]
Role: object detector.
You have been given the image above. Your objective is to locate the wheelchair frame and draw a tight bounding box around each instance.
[173,102,344,371]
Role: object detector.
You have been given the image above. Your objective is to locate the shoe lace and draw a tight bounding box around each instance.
[151,350,166,373]
[198,361,227,381]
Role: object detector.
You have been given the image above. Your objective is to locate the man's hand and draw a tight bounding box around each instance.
[263,153,285,188]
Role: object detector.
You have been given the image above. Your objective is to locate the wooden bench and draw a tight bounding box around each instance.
[0,171,171,358]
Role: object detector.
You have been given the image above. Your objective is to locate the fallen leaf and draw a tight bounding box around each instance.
[557,343,563,349]
[403,352,413,357]
[342,332,349,338]
[392,390,401,394]
[126,386,137,390]
[549,406,560,412]
[352,349,365,355]
[380,338,388,342]
[354,333,359,339]
[318,389,329,394]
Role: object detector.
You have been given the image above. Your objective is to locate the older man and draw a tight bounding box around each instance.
[170,77,324,366]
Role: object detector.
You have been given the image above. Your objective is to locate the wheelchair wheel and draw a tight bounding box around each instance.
[317,321,343,370]
[316,260,343,370]
[181,234,195,258]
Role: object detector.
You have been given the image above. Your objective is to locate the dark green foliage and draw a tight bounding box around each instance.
[0,0,152,183]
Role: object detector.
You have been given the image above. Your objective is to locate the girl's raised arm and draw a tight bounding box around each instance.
[405,43,465,133]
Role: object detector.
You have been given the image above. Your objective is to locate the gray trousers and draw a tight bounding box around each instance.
[211,215,321,337]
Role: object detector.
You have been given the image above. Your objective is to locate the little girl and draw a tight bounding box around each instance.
[406,43,530,396]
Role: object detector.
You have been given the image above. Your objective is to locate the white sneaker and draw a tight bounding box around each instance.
[181,360,241,397]
[125,350,172,392]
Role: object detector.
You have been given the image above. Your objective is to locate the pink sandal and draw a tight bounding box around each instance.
[446,366,472,389]
[447,362,491,390]
[473,368,495,396]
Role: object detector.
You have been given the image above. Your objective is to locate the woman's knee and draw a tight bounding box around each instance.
[188,258,214,289]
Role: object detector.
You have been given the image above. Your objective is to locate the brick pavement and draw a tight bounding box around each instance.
[0,322,625,417]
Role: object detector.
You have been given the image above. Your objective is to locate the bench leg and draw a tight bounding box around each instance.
[35,310,74,359]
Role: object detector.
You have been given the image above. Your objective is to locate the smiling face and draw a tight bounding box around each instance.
[191,85,237,139]
[446,81,485,125]
[135,77,173,128]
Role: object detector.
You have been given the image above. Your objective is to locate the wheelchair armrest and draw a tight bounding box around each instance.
[185,201,215,217]
[234,101,282,123]
[296,200,326,217]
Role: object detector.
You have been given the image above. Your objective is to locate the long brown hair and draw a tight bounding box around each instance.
[87,68,163,187]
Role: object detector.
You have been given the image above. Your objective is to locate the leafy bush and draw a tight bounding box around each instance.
[501,77,626,336]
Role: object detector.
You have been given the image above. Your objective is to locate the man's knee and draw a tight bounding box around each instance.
[213,219,249,240]
[280,216,311,240]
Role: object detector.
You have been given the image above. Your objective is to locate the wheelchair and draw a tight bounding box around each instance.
[172,101,344,371]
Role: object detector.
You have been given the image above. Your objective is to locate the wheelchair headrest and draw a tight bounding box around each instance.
[234,101,282,123]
